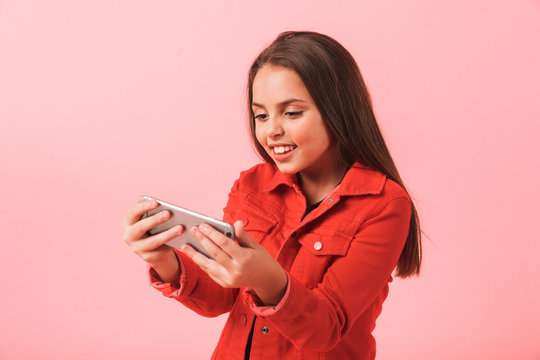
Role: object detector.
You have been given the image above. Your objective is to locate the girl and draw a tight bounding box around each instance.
[124,31,422,359]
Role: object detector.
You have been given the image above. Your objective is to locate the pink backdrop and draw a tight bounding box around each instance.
[1,1,539,359]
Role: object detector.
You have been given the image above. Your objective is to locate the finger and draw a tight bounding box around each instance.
[198,223,240,254]
[132,224,183,253]
[233,220,258,249]
[190,226,233,264]
[181,243,222,276]
[124,199,159,227]
[125,209,171,244]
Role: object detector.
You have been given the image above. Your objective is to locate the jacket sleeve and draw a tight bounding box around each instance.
[244,195,412,350]
[148,179,242,318]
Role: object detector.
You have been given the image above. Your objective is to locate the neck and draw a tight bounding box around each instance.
[298,163,348,205]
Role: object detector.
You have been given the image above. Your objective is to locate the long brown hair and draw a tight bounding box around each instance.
[247,31,421,277]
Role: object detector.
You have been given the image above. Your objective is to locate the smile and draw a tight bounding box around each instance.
[273,145,297,154]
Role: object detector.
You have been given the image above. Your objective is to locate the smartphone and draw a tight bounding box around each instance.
[139,195,235,259]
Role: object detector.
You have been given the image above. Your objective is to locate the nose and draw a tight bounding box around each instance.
[266,116,284,138]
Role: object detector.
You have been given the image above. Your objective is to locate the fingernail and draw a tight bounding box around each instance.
[200,223,209,231]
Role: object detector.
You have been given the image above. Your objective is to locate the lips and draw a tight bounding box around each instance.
[269,144,297,162]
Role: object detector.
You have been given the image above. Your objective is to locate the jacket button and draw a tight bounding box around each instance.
[313,241,323,251]
[291,232,296,238]
[261,325,269,334]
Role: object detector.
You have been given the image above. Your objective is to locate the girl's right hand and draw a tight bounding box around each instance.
[123,198,183,283]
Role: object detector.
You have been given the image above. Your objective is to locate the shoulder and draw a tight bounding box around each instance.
[381,177,410,202]
[342,163,411,220]
[343,163,410,202]
[239,162,278,180]
[223,163,277,219]
[362,176,412,228]
[232,162,279,192]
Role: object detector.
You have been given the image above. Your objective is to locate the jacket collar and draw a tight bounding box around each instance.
[263,169,298,192]
[263,162,386,196]
[338,162,386,196]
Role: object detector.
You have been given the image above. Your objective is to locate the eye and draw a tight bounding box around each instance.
[254,113,268,121]
[285,111,303,118]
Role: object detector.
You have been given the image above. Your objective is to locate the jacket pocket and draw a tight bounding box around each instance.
[297,231,353,256]
[291,230,354,289]
[239,203,278,243]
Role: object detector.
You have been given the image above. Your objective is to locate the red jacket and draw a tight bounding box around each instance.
[150,162,411,359]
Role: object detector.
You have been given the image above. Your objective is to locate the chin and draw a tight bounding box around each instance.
[275,163,303,175]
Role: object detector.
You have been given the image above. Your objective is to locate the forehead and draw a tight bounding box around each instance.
[252,65,312,106]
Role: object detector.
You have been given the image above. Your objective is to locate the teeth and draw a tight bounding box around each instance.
[274,146,295,154]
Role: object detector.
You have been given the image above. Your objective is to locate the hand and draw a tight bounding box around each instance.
[183,220,288,306]
[123,198,183,283]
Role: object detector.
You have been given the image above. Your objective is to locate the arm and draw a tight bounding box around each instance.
[149,249,240,317]
[147,180,244,317]
[244,196,412,350]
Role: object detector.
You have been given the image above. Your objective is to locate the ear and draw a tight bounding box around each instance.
[234,220,258,249]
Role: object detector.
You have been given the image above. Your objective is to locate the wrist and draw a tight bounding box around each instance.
[151,251,181,284]
[253,269,288,306]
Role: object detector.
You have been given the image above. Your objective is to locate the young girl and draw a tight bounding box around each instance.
[124,31,422,359]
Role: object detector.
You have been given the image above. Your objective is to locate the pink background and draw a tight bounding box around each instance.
[1,0,539,359]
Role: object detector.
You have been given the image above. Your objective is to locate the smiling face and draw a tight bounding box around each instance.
[252,65,336,178]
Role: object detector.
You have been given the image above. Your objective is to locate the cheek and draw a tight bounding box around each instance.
[296,125,331,154]
[288,126,310,147]
[254,125,266,147]
[318,130,332,149]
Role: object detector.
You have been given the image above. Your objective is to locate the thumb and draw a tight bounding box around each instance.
[234,220,258,249]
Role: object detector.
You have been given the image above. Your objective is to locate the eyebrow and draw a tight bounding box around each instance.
[252,98,307,108]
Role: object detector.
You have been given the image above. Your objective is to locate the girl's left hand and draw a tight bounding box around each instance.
[183,220,288,306]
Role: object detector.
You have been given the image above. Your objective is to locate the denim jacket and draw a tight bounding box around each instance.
[150,162,411,359]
